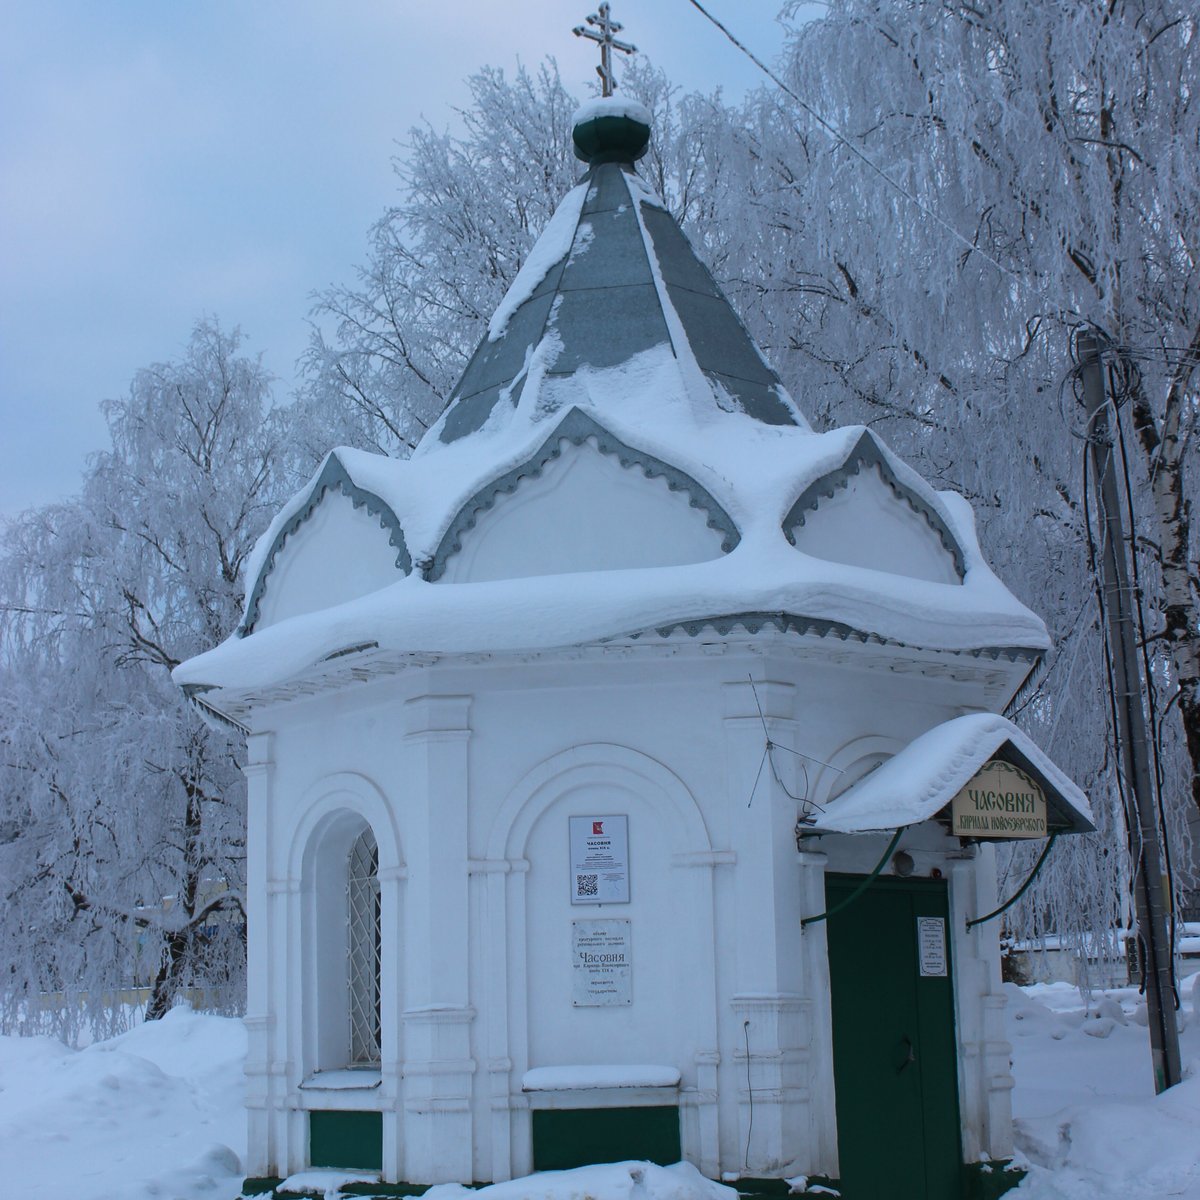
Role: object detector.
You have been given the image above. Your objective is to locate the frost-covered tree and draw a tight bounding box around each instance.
[0,320,291,1038]
[295,9,1196,948]
[298,57,741,457]
[299,62,583,457]
[723,0,1200,935]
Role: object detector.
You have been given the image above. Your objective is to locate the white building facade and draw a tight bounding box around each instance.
[178,99,1092,1198]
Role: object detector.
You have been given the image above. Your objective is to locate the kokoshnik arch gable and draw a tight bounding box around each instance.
[176,82,1093,1200]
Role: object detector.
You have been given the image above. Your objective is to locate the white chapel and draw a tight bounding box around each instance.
[176,89,1093,1200]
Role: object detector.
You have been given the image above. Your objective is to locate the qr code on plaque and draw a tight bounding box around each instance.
[576,873,599,897]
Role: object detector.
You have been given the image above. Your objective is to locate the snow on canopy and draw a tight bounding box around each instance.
[173,113,1050,704]
[809,713,1095,836]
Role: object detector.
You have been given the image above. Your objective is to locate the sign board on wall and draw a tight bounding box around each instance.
[569,814,629,904]
[917,917,948,977]
[572,919,632,1006]
[951,760,1048,839]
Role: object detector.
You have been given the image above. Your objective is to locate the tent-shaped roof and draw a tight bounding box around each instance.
[807,713,1095,837]
[430,98,806,448]
[173,99,1052,714]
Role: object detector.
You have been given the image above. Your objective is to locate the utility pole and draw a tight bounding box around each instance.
[1078,330,1181,1093]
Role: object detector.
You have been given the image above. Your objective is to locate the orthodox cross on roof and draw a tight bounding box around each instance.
[573,3,636,96]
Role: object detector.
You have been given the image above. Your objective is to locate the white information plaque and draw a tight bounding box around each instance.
[572,918,632,1006]
[569,814,629,904]
[917,916,948,977]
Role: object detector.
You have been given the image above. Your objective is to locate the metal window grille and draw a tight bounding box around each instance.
[347,827,381,1066]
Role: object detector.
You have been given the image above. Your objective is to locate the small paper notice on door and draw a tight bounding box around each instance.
[917,917,948,977]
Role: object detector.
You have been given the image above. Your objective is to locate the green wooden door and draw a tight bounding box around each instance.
[825,874,962,1200]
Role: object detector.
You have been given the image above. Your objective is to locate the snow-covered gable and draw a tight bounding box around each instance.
[785,431,965,585]
[432,408,735,583]
[241,451,410,635]
[178,409,1046,698]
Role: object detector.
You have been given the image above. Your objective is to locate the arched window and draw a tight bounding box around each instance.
[347,827,381,1066]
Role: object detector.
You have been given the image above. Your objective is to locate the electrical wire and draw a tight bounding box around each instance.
[967,833,1061,930]
[747,743,768,808]
[746,675,828,816]
[769,746,812,808]
[683,0,1086,330]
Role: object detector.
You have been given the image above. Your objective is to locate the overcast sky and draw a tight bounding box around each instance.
[0,1,799,518]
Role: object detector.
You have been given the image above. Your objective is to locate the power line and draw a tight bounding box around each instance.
[684,0,1022,285]
[683,0,1100,337]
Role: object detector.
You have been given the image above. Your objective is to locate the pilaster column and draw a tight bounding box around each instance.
[469,856,524,1183]
[378,863,407,1182]
[273,876,301,1175]
[401,693,475,1183]
[951,848,1014,1162]
[797,847,837,1175]
[692,1049,722,1180]
[242,732,276,1176]
[723,678,806,1175]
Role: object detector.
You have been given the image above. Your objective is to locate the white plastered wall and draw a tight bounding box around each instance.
[479,743,722,1180]
[439,438,726,583]
[255,488,405,629]
[244,641,1012,1184]
[789,464,961,585]
[243,763,406,1180]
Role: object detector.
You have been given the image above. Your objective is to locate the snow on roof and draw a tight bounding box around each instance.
[174,403,1049,697]
[425,158,807,448]
[808,713,1094,836]
[487,181,589,343]
[572,96,653,126]
[175,129,1052,705]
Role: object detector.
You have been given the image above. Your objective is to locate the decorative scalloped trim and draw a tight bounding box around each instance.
[181,684,251,736]
[426,407,741,582]
[631,610,1040,663]
[239,455,411,636]
[782,431,966,580]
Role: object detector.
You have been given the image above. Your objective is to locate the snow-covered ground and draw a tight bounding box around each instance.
[1,974,1198,1200]
[0,1005,245,1199]
[1005,972,1200,1198]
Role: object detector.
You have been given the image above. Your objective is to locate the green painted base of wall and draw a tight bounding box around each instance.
[962,1160,1027,1199]
[246,1156,1022,1198]
[241,1179,283,1197]
[733,1177,840,1196]
[308,1110,383,1171]
[531,1106,681,1170]
[274,1186,434,1199]
[253,1182,480,1199]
